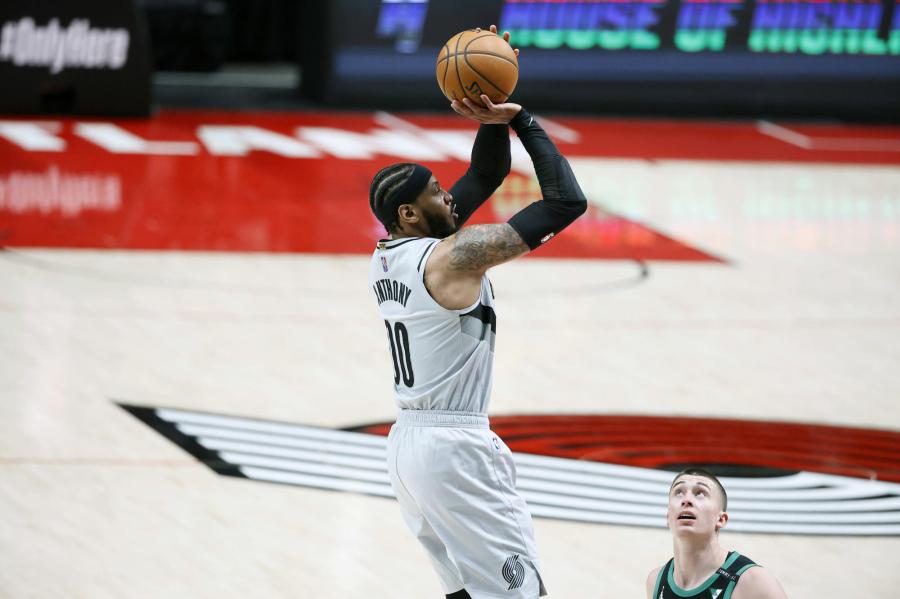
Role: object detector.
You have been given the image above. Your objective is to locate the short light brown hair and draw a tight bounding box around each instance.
[670,467,728,511]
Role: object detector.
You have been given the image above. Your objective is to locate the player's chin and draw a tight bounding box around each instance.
[674,521,704,533]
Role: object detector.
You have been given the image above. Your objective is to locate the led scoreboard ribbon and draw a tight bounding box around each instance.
[312,1,900,116]
[500,0,900,55]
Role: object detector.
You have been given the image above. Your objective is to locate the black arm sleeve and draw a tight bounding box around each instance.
[506,109,588,249]
[449,123,511,226]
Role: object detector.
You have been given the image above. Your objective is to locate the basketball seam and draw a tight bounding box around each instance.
[462,33,517,69]
[437,30,482,65]
[451,50,518,67]
[465,32,497,45]
[438,50,518,66]
[457,32,495,103]
[440,43,450,93]
[462,34,517,100]
[462,33,508,66]
[454,32,472,103]
[462,54,513,98]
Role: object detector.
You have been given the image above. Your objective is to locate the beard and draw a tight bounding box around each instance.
[424,209,458,239]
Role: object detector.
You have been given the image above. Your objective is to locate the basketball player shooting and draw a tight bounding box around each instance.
[367,25,586,599]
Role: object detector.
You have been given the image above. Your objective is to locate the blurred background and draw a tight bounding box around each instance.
[2,2,899,598]
[1,0,898,118]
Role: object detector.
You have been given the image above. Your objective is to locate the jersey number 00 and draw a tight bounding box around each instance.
[385,320,414,387]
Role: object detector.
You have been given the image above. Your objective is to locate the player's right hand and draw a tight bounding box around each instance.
[451,96,522,124]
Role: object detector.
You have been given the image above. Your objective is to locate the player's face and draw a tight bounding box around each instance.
[417,176,458,238]
[667,475,727,537]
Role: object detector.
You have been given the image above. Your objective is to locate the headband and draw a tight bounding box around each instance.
[374,164,432,228]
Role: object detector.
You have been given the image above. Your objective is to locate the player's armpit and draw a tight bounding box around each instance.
[447,224,529,272]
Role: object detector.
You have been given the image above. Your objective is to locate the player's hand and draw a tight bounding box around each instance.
[451,95,522,124]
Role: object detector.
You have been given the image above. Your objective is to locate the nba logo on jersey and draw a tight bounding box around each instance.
[381,256,389,272]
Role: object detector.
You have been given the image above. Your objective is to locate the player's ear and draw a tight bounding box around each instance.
[715,511,728,533]
[397,203,419,225]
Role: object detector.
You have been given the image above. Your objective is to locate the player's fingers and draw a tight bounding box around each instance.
[503,31,510,43]
[481,95,498,111]
[461,98,482,114]
[490,25,497,34]
[450,100,469,116]
[514,48,520,57]
[469,97,492,115]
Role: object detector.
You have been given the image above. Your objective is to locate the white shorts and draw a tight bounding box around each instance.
[387,410,547,599]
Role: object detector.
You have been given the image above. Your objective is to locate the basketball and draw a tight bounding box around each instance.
[436,29,519,106]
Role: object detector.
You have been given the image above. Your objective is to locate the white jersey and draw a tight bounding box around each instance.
[369,236,496,413]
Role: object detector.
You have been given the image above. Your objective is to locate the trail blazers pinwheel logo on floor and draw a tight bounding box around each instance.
[117,403,900,537]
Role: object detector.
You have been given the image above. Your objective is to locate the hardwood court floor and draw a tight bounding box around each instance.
[1,112,899,598]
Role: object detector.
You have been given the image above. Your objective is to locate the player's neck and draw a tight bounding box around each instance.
[388,219,431,239]
[390,224,430,240]
[671,536,729,590]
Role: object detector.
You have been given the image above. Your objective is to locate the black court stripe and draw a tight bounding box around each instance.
[117,404,244,477]
[417,240,438,272]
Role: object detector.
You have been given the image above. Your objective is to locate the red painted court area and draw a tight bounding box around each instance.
[1,110,898,259]
[359,415,900,483]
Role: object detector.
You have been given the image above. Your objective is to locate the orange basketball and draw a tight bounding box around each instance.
[436,29,518,107]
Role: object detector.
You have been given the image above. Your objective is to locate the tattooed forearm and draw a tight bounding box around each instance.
[448,224,529,271]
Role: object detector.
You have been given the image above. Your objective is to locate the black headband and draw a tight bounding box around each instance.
[374,164,432,228]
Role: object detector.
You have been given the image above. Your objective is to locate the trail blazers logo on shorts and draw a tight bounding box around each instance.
[116,402,900,537]
[502,554,525,590]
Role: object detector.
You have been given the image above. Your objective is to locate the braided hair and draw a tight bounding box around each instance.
[369,162,416,233]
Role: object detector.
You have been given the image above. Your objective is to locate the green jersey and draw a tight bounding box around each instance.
[652,551,759,599]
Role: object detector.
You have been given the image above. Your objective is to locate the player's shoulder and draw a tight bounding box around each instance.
[375,236,435,250]
[731,564,788,599]
[374,236,439,268]
[645,565,663,599]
